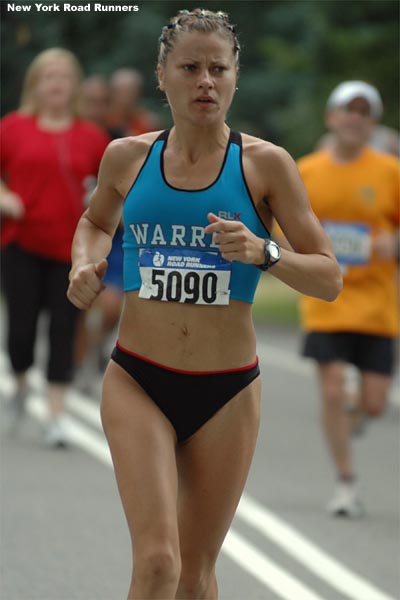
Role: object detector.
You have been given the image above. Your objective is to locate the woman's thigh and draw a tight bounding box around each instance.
[176,376,261,567]
[101,360,180,548]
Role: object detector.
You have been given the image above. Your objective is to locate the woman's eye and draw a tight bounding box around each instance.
[213,66,226,73]
[183,65,196,71]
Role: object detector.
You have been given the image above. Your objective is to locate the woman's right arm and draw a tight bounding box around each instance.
[67,139,127,310]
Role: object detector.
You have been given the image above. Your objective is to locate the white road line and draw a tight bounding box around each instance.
[24,393,326,600]
[27,395,112,467]
[60,387,398,600]
[223,529,328,600]
[257,339,313,377]
[1,357,398,600]
[237,494,397,600]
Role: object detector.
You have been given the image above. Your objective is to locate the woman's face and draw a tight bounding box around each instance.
[158,31,237,126]
[34,58,78,113]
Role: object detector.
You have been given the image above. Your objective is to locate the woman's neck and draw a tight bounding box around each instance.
[169,122,230,163]
[36,108,74,131]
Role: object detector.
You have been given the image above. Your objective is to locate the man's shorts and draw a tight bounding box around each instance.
[302,332,396,376]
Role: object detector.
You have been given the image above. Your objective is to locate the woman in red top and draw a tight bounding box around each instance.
[0,48,109,446]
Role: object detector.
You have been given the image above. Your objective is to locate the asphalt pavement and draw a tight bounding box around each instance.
[1,322,399,600]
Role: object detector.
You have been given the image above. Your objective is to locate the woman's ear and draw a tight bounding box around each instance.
[157,64,165,92]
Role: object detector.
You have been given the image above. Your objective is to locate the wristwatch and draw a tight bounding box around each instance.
[257,239,281,271]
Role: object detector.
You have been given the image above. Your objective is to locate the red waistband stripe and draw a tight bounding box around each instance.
[115,340,259,375]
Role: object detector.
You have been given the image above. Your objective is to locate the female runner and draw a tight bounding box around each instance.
[68,9,342,599]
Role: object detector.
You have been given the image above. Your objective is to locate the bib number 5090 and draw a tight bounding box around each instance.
[150,269,217,304]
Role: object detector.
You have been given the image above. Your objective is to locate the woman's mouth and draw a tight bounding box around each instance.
[195,96,216,104]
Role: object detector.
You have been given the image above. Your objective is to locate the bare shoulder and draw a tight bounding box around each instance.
[241,132,293,171]
[240,133,299,206]
[103,130,163,169]
[98,131,163,197]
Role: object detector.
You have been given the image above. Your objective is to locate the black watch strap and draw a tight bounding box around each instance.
[257,239,281,271]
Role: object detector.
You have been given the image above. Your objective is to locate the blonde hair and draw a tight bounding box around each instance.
[158,8,240,68]
[19,48,84,116]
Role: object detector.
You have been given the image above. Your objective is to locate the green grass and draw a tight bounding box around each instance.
[252,274,300,326]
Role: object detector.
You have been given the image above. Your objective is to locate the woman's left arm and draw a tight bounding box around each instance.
[205,144,342,301]
[260,145,342,301]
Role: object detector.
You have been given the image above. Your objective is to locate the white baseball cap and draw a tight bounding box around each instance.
[326,81,383,120]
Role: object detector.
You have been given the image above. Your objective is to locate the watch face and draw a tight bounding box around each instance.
[269,243,280,260]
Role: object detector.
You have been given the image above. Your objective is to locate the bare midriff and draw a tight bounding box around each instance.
[118,291,257,371]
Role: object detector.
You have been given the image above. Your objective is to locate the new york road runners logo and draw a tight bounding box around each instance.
[153,251,165,267]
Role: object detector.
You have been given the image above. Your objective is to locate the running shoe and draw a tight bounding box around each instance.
[327,481,365,518]
[44,419,68,449]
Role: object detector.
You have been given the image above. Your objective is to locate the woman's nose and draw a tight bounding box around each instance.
[197,69,213,89]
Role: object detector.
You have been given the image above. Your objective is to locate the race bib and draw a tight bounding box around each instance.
[138,248,231,305]
[323,221,371,266]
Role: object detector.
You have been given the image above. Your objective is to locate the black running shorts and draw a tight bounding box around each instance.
[302,331,395,376]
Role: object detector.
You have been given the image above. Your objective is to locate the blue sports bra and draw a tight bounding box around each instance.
[122,129,270,305]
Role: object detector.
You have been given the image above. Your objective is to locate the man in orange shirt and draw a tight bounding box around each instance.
[298,81,399,517]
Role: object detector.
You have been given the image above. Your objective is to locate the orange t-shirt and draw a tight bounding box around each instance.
[298,147,399,337]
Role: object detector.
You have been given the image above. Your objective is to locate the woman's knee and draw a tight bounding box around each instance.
[134,542,181,588]
[177,560,216,599]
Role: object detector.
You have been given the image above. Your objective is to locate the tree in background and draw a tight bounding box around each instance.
[1,0,398,157]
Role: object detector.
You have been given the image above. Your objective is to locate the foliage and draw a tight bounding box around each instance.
[1,0,398,157]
